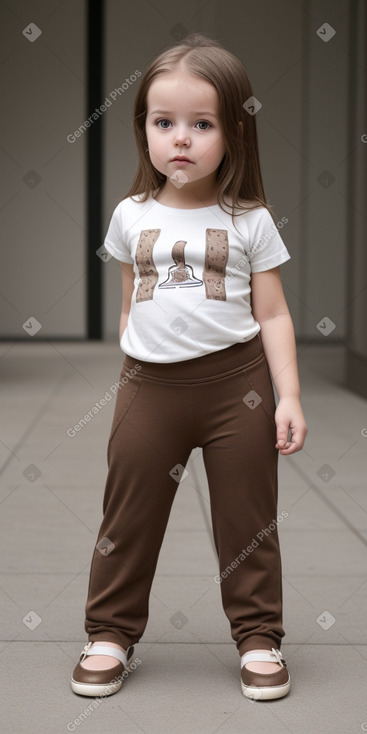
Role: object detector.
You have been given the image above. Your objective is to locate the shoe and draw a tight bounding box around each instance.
[240,648,290,701]
[71,641,135,697]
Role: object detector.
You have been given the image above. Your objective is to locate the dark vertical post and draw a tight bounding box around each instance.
[86,0,104,338]
[345,0,356,352]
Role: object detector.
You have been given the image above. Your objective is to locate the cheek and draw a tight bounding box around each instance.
[202,134,224,158]
[148,130,165,152]
[149,146,166,171]
[147,124,160,141]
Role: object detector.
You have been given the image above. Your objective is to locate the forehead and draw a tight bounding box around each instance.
[146,72,219,112]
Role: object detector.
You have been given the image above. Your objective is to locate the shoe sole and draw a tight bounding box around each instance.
[241,676,291,701]
[71,677,123,697]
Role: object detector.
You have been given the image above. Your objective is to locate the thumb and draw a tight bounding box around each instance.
[276,425,289,447]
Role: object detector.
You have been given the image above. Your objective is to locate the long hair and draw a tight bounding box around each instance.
[124,33,272,230]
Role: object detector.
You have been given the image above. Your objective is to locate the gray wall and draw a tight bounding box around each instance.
[0,0,86,338]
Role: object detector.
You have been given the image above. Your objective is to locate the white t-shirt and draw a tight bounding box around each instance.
[104,193,291,363]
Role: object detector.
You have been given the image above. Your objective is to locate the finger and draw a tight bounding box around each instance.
[278,439,301,454]
[276,426,291,448]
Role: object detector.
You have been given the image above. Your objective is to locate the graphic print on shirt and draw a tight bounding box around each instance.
[135,229,160,302]
[159,240,203,289]
[203,228,229,301]
[135,228,229,303]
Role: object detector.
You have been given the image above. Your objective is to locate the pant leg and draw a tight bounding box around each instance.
[84,363,193,651]
[197,350,285,657]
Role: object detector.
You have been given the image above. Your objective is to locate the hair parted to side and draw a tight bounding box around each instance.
[124,32,272,227]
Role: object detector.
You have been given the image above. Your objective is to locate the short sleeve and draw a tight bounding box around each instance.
[248,208,291,272]
[103,202,134,264]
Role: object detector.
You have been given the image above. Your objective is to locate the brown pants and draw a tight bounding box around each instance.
[84,333,285,657]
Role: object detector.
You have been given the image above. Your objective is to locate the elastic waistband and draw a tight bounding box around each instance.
[123,333,264,384]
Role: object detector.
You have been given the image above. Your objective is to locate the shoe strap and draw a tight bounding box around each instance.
[80,642,128,667]
[240,648,285,670]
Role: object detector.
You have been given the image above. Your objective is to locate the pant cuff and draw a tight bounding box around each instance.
[88,632,134,651]
[238,635,282,657]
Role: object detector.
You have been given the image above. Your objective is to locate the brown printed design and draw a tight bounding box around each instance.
[159,240,203,289]
[203,229,229,300]
[135,229,161,302]
[134,227,229,301]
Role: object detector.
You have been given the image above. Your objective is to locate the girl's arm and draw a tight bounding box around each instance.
[119,262,134,341]
[250,266,308,455]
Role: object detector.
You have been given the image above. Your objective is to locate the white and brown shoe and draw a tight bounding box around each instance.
[240,648,290,701]
[71,641,135,697]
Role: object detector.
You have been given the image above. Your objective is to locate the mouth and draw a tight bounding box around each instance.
[171,157,193,163]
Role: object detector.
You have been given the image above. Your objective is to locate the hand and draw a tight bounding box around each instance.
[274,397,308,455]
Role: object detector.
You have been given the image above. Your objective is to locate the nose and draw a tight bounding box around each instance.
[174,125,190,147]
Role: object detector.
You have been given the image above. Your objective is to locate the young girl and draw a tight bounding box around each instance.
[71,32,308,702]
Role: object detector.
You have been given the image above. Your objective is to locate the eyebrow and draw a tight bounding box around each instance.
[149,110,217,117]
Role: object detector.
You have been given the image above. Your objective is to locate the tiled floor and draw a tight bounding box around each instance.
[1,340,366,733]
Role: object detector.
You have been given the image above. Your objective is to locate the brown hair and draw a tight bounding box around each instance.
[124,32,273,231]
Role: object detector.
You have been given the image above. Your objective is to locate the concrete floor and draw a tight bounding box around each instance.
[1,340,366,734]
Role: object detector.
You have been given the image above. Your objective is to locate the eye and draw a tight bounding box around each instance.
[156,119,171,129]
[196,121,211,130]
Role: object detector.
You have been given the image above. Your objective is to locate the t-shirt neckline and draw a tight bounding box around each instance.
[150,195,221,214]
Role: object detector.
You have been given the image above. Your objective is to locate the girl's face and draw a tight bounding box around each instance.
[145,70,226,193]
